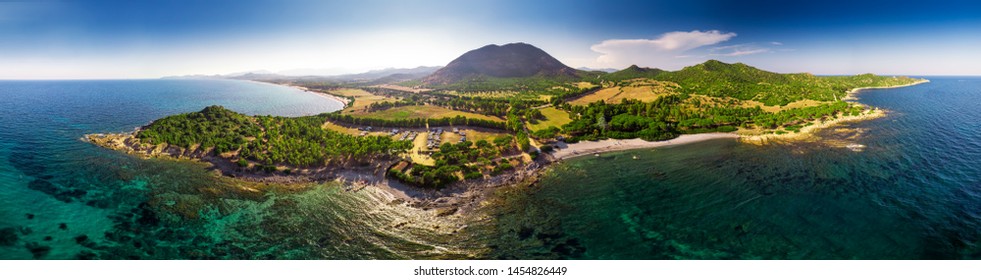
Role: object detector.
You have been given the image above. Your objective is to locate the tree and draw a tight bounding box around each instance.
[596,112,608,131]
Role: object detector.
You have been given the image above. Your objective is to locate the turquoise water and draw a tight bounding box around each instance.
[0,79,349,259]
[1,77,978,259]
[479,77,980,259]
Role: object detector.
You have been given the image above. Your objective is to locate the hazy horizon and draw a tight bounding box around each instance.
[3,0,980,79]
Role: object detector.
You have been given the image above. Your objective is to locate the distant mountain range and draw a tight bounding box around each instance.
[162,66,441,84]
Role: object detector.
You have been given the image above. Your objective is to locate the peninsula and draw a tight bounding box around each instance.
[85,42,927,211]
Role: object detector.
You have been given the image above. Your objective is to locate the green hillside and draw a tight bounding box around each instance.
[653,60,920,106]
[601,65,666,82]
[137,105,411,168]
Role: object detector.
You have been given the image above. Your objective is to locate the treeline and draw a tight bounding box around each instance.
[426,91,549,116]
[323,113,507,130]
[751,101,863,129]
[561,95,761,141]
[430,75,581,92]
[551,84,602,106]
[366,100,422,112]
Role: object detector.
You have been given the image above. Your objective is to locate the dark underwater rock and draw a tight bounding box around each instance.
[0,227,18,246]
[25,242,52,259]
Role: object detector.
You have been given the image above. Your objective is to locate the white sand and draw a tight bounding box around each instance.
[291,85,351,105]
[551,133,740,159]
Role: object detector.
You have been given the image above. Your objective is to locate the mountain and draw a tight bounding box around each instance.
[602,65,666,81]
[422,43,580,85]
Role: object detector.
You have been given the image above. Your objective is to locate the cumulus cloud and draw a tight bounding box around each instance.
[589,30,737,69]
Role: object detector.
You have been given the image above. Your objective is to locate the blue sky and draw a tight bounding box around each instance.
[2,0,980,79]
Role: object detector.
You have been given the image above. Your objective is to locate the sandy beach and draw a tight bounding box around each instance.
[290,85,351,106]
[247,79,351,106]
[550,133,740,160]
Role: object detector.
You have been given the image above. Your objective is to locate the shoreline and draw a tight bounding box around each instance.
[80,131,532,216]
[843,79,930,100]
[742,79,928,144]
[550,133,740,160]
[291,85,352,106]
[247,79,351,107]
[738,108,886,144]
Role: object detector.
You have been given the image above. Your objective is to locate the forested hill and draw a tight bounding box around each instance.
[601,65,665,81]
[135,105,411,167]
[605,60,923,106]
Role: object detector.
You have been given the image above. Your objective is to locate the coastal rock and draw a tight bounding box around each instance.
[435,207,458,217]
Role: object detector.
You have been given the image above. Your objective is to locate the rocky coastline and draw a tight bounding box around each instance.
[83,130,547,217]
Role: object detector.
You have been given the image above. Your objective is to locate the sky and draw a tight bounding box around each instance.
[1,0,980,79]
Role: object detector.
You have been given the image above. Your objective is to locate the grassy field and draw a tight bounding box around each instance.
[328,88,400,114]
[575,81,597,89]
[528,107,572,132]
[742,99,832,113]
[438,128,507,144]
[352,105,504,122]
[409,132,435,165]
[569,79,678,105]
[321,121,360,136]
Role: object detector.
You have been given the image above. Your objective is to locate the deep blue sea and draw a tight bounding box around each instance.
[0,77,978,259]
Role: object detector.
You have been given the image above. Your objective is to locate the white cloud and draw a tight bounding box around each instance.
[710,44,771,57]
[770,41,784,46]
[716,48,769,56]
[589,30,736,69]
